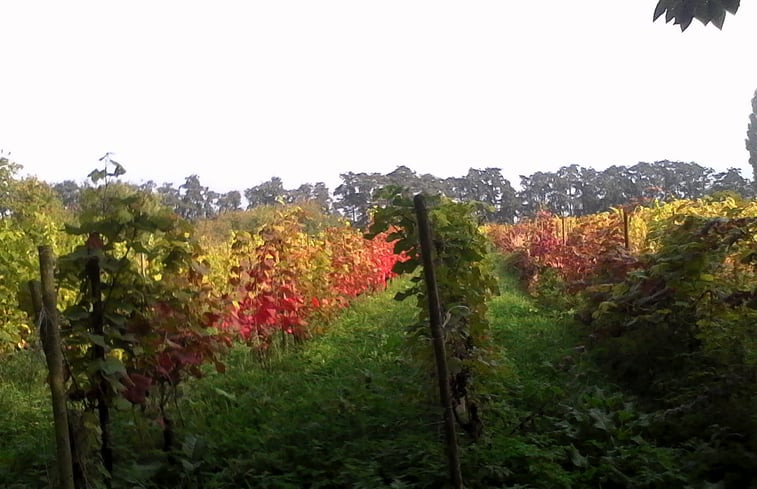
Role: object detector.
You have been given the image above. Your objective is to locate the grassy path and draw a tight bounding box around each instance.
[172,280,448,488]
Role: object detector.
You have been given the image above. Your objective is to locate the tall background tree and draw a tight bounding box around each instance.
[178,174,217,220]
[709,168,753,197]
[747,89,757,191]
[215,190,242,213]
[244,177,287,209]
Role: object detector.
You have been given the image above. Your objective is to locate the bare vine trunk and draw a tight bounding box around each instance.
[86,251,113,486]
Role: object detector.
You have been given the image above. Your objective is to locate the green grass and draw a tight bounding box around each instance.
[167,279,448,488]
[489,270,580,375]
[0,349,55,488]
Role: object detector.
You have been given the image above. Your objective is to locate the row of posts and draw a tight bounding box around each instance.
[557,208,631,250]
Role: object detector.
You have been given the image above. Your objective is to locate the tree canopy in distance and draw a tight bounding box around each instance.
[654,0,740,31]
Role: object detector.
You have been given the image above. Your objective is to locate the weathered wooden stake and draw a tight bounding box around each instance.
[622,208,630,250]
[413,194,464,489]
[38,246,76,489]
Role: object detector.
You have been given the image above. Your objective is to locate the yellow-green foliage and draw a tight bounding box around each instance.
[630,195,757,254]
[0,162,76,351]
[195,203,344,297]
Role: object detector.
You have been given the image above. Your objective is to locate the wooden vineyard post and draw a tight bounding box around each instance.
[622,208,630,250]
[38,246,76,489]
[413,194,464,489]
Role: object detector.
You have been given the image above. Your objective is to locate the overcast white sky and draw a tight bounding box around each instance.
[1,1,756,193]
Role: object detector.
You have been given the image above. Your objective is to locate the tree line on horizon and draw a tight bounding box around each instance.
[46,160,754,227]
[8,87,757,227]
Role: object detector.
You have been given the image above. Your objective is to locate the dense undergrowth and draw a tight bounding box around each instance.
[487,197,757,488]
[4,260,735,489]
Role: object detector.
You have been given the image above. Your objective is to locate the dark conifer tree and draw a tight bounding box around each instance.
[746,89,757,191]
